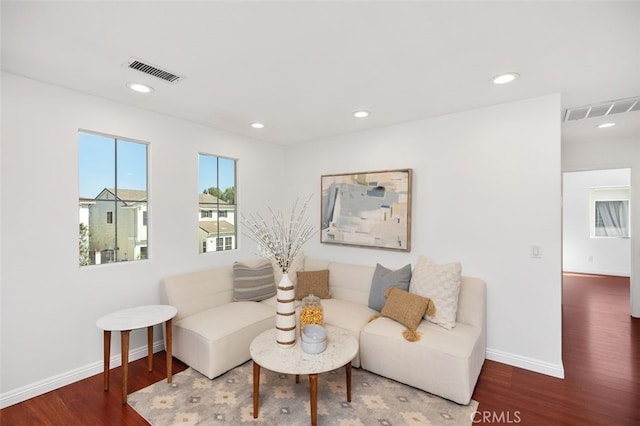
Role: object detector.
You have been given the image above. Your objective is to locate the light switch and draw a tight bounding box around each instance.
[531,246,541,258]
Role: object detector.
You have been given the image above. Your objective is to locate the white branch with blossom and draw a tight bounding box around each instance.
[242,196,317,274]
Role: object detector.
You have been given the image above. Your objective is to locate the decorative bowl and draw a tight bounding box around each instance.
[302,338,327,354]
[301,324,327,343]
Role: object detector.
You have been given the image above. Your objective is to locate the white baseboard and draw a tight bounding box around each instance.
[486,348,565,379]
[0,340,165,409]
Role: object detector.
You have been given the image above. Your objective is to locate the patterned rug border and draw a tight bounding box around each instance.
[129,361,478,425]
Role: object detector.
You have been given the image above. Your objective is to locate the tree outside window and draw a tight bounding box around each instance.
[78,131,148,266]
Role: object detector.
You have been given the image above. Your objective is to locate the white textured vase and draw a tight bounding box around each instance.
[275,273,296,348]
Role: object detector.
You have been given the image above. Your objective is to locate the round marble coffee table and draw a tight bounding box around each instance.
[96,304,177,404]
[250,324,359,426]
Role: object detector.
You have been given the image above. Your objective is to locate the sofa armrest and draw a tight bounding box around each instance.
[456,276,486,330]
[161,266,234,321]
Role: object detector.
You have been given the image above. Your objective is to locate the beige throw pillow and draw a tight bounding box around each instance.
[409,256,462,330]
[295,270,331,300]
[381,287,432,332]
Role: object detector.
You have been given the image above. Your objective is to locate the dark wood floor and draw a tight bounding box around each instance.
[473,273,639,425]
[2,273,639,425]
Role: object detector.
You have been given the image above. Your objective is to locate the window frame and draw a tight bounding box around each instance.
[78,130,149,266]
[589,186,630,239]
[198,153,238,254]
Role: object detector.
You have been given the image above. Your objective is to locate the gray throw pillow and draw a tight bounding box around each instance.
[233,260,277,302]
[368,263,412,312]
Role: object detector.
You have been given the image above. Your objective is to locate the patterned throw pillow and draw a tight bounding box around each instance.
[368,263,412,312]
[232,260,277,302]
[409,256,462,329]
[295,270,331,300]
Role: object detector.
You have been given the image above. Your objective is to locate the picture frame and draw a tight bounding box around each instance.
[320,169,412,251]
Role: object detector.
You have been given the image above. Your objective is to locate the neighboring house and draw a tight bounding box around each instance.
[86,188,148,263]
[198,193,236,253]
[78,198,94,226]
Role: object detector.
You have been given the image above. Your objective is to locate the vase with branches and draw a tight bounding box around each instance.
[242,196,317,347]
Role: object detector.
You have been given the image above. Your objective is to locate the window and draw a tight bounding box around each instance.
[590,186,630,238]
[212,236,234,252]
[78,131,148,266]
[198,153,237,253]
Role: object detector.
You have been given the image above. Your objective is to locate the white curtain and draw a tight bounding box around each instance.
[596,200,629,237]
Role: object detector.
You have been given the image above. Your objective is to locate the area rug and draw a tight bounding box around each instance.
[128,361,478,425]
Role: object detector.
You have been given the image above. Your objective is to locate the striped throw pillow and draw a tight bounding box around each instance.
[233,260,277,302]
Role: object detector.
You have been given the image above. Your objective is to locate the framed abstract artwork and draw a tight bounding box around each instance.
[320,169,412,251]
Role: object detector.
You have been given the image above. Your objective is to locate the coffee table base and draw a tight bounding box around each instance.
[252,361,352,426]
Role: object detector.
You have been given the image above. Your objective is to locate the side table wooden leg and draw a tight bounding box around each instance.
[346,362,352,402]
[103,331,111,391]
[166,318,173,383]
[253,361,261,418]
[309,374,318,426]
[147,326,153,372]
[121,330,130,405]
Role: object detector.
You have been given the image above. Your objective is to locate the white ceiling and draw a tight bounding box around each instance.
[1,1,639,145]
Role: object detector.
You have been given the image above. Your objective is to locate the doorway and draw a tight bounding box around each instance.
[562,168,632,308]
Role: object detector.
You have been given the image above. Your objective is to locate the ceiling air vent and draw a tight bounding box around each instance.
[564,96,639,122]
[125,58,184,84]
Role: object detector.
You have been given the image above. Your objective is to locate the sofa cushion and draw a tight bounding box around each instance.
[295,269,331,300]
[303,257,330,271]
[232,260,277,302]
[359,317,484,405]
[368,263,412,312]
[162,266,234,321]
[410,256,461,330]
[328,261,375,305]
[321,298,379,368]
[172,302,275,379]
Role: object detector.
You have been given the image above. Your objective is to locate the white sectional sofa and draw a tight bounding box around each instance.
[161,256,486,405]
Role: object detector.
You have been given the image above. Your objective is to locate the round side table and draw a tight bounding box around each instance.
[96,304,177,404]
[250,325,359,426]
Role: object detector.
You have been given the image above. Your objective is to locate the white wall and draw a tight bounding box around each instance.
[0,73,285,405]
[562,169,631,276]
[563,138,640,317]
[285,94,564,378]
[0,74,566,405]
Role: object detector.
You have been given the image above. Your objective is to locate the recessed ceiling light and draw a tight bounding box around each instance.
[250,122,265,129]
[127,82,154,93]
[353,110,370,118]
[491,72,519,85]
[596,122,616,129]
